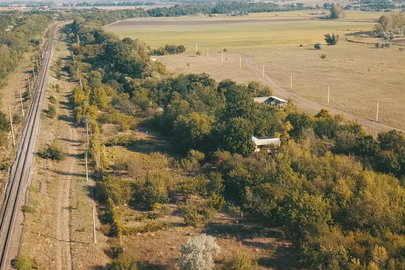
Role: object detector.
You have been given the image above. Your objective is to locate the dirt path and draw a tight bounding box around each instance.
[244,55,405,135]
[54,105,75,270]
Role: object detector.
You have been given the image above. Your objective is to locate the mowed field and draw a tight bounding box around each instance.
[105,11,405,131]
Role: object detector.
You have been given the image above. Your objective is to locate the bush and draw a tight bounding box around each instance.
[39,140,66,161]
[375,42,382,48]
[399,47,404,51]
[11,256,37,270]
[109,246,124,259]
[320,54,327,60]
[314,43,323,49]
[181,203,203,227]
[109,254,139,270]
[324,33,339,45]
[49,95,57,104]
[180,234,221,270]
[47,104,56,118]
[228,251,258,270]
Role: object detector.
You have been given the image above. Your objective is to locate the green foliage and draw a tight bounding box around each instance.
[181,202,204,227]
[49,95,57,104]
[109,246,124,259]
[109,254,139,270]
[329,4,345,19]
[134,172,172,210]
[228,251,258,270]
[105,134,137,147]
[314,43,323,49]
[11,256,37,270]
[151,44,186,55]
[39,140,66,161]
[324,33,339,45]
[47,104,56,118]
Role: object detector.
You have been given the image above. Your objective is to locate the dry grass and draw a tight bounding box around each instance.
[105,12,405,131]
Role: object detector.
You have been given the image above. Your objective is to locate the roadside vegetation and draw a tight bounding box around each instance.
[61,13,405,269]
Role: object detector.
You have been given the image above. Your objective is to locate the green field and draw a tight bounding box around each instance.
[105,11,380,49]
[104,11,405,131]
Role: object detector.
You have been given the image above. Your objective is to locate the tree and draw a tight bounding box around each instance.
[179,234,221,270]
[324,33,339,45]
[329,4,345,20]
[11,256,37,270]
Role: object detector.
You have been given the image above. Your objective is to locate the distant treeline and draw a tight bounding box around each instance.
[58,2,314,25]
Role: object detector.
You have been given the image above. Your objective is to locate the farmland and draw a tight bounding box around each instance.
[104,11,405,132]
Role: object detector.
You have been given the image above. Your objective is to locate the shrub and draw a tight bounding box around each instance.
[110,246,124,259]
[22,205,36,213]
[180,234,220,270]
[324,33,339,45]
[399,47,404,51]
[384,42,391,48]
[314,43,323,49]
[375,42,382,48]
[47,104,56,118]
[320,54,327,60]
[39,140,66,161]
[49,95,57,104]
[228,251,258,270]
[196,51,201,55]
[181,203,203,227]
[11,256,37,270]
[109,254,139,270]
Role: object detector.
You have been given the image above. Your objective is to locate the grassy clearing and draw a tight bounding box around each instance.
[105,12,377,49]
[104,11,405,131]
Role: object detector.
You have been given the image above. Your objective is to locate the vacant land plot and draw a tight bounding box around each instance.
[104,11,405,132]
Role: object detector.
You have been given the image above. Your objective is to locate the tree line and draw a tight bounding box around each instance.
[0,12,51,147]
[66,15,405,270]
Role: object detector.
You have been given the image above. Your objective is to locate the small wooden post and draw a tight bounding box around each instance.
[221,50,224,62]
[327,86,330,104]
[8,106,15,148]
[240,57,242,69]
[262,65,265,78]
[206,47,209,57]
[376,101,380,122]
[195,43,198,53]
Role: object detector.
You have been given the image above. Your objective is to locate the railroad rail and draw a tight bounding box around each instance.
[0,22,57,269]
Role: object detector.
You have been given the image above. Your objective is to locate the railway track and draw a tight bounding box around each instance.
[0,22,57,269]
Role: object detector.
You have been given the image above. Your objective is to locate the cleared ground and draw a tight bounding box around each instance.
[104,11,405,132]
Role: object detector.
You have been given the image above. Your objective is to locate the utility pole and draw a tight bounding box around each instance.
[8,107,15,148]
[327,86,330,104]
[93,206,97,244]
[77,69,82,88]
[290,74,293,89]
[376,101,380,122]
[19,88,24,119]
[32,70,36,86]
[27,77,31,98]
[85,152,89,182]
[86,119,89,145]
